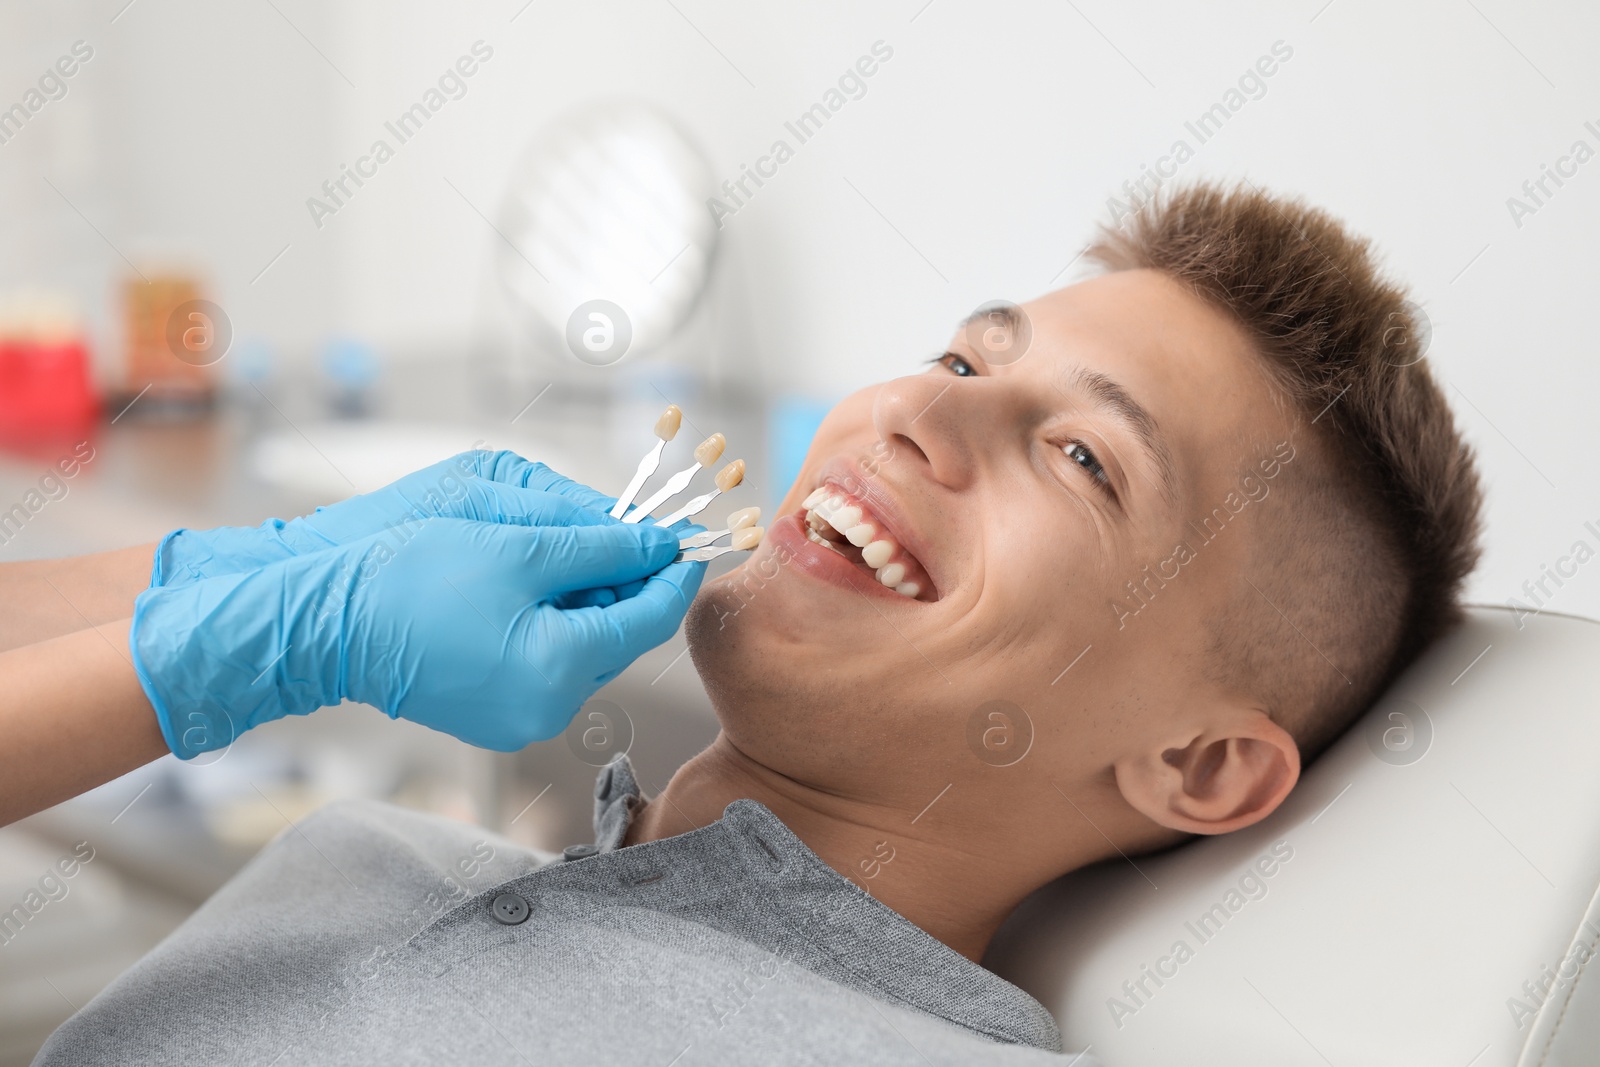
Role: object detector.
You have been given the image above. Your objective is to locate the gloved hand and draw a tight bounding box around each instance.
[130,501,708,758]
[152,450,650,588]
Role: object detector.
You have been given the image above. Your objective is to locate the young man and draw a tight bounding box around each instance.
[33,182,1483,1065]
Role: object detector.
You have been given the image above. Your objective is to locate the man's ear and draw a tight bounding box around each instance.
[1112,708,1301,836]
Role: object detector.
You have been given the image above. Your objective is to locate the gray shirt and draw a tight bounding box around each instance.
[34,755,1095,1065]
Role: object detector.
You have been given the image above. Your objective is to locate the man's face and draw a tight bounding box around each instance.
[685,269,1300,815]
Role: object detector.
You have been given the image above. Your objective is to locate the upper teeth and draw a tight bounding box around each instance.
[800,487,923,600]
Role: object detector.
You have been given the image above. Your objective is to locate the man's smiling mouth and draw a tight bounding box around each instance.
[800,485,935,601]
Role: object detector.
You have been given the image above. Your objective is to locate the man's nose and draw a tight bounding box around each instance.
[871,372,1004,492]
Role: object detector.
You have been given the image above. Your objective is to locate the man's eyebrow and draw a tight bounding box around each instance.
[950,308,1177,508]
[1060,365,1179,510]
[958,304,1024,339]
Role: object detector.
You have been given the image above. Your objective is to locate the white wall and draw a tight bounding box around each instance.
[1,0,1596,619]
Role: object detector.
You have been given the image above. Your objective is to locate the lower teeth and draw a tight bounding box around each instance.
[805,526,843,552]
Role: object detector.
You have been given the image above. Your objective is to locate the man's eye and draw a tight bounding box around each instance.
[928,351,978,377]
[1062,440,1115,499]
[923,351,1116,503]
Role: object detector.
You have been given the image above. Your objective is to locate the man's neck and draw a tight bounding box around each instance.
[623,734,1086,963]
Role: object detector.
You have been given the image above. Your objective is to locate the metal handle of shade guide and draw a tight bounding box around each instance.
[674,544,749,563]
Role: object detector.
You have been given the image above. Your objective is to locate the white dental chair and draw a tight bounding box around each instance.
[986,605,1600,1066]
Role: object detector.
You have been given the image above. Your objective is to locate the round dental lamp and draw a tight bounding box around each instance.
[495,99,719,368]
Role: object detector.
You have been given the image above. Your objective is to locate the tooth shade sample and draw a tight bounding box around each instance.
[861,540,894,570]
[715,459,745,492]
[655,405,683,441]
[694,433,727,467]
[731,525,764,551]
[727,506,760,530]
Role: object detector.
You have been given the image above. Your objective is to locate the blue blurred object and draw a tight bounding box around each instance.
[767,396,833,511]
[225,337,273,392]
[320,337,380,417]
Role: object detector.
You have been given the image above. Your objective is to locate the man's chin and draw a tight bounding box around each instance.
[682,566,817,710]
[684,568,772,657]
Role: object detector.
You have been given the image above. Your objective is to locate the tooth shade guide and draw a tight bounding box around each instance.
[673,538,760,562]
[674,512,762,551]
[655,404,683,440]
[714,459,745,492]
[611,413,677,519]
[673,520,763,554]
[625,431,731,524]
[652,467,746,527]
[694,433,726,467]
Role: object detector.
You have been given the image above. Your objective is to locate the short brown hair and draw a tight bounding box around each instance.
[1086,181,1485,762]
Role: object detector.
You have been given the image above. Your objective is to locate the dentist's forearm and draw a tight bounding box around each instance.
[0,545,158,652]
[0,619,167,827]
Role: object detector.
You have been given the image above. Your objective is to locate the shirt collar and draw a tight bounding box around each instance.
[590,754,1063,1052]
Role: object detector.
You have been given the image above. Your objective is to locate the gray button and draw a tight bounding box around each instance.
[490,892,530,925]
[562,843,598,862]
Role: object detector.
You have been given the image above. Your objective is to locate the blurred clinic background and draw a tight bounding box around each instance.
[2,0,1598,1059]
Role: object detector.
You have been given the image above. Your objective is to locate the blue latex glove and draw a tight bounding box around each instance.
[153,450,652,590]
[130,503,708,757]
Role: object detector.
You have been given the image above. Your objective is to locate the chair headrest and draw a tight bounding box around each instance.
[986,606,1600,1065]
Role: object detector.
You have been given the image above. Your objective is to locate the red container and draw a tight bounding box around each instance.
[0,335,100,436]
